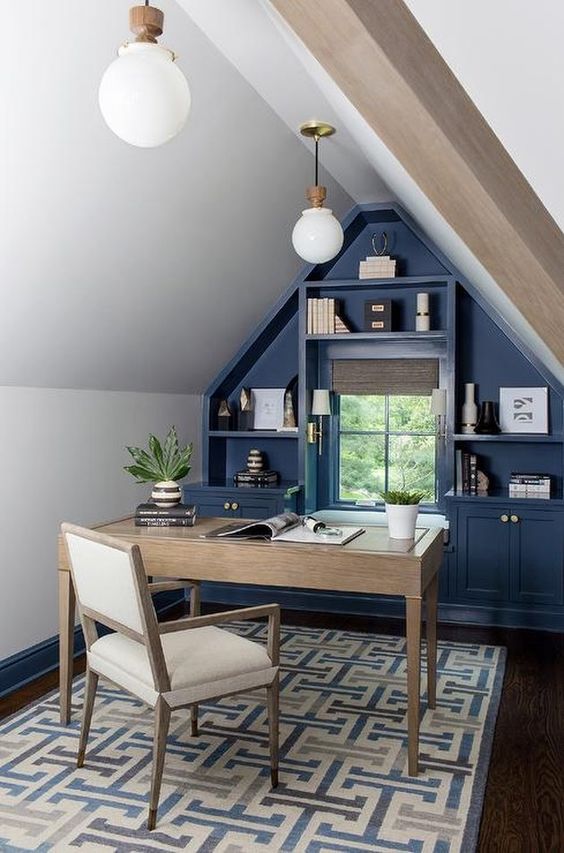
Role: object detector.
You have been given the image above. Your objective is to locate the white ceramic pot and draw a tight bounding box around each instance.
[151,480,182,507]
[385,503,420,539]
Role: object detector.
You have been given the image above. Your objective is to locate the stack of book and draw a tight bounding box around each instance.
[306,298,351,334]
[135,503,197,527]
[509,473,551,499]
[234,469,279,488]
[358,255,397,279]
[455,450,479,495]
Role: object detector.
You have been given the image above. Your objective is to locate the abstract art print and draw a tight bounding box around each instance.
[499,386,548,433]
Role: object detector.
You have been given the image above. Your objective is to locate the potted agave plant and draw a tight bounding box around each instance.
[124,426,193,508]
[380,490,426,540]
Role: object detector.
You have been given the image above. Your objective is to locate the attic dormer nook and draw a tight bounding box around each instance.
[183,202,564,632]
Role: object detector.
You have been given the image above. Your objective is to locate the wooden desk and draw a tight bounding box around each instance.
[58,517,443,775]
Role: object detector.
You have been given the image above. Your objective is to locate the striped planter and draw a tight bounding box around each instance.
[150,480,182,508]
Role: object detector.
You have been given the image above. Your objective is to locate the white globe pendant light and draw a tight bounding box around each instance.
[292,122,344,264]
[99,3,191,148]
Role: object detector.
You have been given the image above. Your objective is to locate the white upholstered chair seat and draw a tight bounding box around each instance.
[90,626,272,691]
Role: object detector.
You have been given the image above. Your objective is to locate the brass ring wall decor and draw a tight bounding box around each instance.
[371,232,389,257]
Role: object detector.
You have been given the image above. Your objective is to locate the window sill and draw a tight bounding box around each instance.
[315,507,449,530]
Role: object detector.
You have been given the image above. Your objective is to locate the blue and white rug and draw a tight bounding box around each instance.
[0,622,505,852]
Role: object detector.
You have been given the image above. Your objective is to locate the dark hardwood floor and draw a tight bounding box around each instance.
[1,607,562,852]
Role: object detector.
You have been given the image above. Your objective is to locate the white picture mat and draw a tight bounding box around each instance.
[251,388,285,430]
[499,386,548,433]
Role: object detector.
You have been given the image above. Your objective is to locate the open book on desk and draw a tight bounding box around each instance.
[203,512,365,546]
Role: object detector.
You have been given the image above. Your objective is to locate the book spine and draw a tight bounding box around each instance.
[136,509,196,517]
[455,449,463,492]
[469,453,477,495]
[462,452,471,494]
[307,298,312,334]
[135,518,195,527]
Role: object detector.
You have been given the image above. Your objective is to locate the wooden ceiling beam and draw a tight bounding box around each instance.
[271,0,564,364]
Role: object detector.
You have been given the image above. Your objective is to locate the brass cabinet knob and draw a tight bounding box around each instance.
[231,501,239,511]
[510,514,519,523]
[223,501,231,511]
[500,514,509,523]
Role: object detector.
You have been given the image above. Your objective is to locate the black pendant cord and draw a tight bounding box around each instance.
[314,135,319,186]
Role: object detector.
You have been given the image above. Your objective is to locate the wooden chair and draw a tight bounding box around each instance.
[61,523,280,830]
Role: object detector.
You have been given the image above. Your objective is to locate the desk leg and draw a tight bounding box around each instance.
[426,573,438,710]
[406,595,422,776]
[59,570,75,725]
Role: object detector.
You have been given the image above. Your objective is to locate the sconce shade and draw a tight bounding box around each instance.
[292,208,344,264]
[430,388,447,416]
[311,389,331,415]
[99,42,191,147]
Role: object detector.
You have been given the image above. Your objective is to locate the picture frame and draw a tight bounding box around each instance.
[251,388,285,430]
[499,387,548,434]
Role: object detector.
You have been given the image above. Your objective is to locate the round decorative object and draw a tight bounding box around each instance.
[99,42,191,148]
[246,449,265,472]
[151,479,182,507]
[292,207,344,264]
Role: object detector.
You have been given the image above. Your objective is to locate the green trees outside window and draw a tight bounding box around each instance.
[339,395,436,503]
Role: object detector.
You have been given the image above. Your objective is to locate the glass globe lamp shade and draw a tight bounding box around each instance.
[291,207,344,264]
[99,42,191,148]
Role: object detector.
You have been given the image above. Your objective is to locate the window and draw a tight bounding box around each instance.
[338,394,436,503]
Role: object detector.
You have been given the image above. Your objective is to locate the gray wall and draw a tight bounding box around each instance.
[0,387,201,660]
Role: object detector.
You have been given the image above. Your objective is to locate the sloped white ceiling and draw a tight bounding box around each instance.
[181,0,563,385]
[404,0,564,231]
[0,0,352,393]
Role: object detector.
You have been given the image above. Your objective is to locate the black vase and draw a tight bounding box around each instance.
[474,401,501,434]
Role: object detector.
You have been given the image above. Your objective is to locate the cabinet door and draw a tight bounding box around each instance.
[456,506,511,601]
[185,491,282,519]
[510,510,564,605]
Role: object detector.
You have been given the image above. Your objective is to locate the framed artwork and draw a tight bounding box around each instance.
[499,387,548,434]
[251,388,285,430]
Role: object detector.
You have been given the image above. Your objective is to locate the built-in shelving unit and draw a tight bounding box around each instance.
[189,201,564,630]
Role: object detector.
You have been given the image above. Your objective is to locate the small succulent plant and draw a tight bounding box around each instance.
[380,490,426,505]
[124,426,192,484]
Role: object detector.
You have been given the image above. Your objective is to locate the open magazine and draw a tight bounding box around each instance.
[203,512,365,546]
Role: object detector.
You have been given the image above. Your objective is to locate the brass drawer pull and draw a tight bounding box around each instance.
[510,514,519,523]
[500,514,509,523]
[223,501,231,511]
[231,502,239,511]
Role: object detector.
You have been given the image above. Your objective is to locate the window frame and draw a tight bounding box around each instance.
[335,393,438,505]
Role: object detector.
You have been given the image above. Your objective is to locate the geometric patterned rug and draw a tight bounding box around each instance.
[0,622,505,852]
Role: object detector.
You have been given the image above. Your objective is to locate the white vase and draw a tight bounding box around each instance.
[385,503,420,539]
[151,480,182,507]
[461,382,478,434]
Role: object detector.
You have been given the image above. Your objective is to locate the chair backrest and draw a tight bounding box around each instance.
[61,523,169,691]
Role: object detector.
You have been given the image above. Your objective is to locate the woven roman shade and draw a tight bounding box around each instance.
[332,358,439,396]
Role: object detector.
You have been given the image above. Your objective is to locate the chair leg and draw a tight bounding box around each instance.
[77,668,98,768]
[148,697,171,831]
[190,704,198,737]
[266,674,280,788]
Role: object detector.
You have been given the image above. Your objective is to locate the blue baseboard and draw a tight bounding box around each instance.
[0,591,185,700]
[3,585,562,700]
[201,583,564,633]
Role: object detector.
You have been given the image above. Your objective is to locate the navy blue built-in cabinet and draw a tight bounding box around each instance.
[184,203,564,631]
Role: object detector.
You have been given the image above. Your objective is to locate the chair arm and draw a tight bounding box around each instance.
[148,580,200,595]
[160,604,281,665]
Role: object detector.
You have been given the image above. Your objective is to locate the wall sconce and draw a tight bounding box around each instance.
[307,389,331,455]
[292,122,344,264]
[431,388,447,440]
